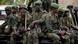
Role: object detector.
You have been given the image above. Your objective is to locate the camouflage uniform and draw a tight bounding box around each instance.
[7,6,19,34]
[0,6,11,32]
[58,8,74,44]
[7,14,18,27]
[41,3,60,31]
[24,12,32,44]
[59,10,75,44]
[63,9,75,44]
[59,26,71,44]
[60,9,74,27]
[40,3,60,44]
[29,1,43,44]
[41,12,60,44]
[18,6,32,44]
[28,3,60,44]
[58,7,65,27]
[8,13,19,44]
[31,11,43,21]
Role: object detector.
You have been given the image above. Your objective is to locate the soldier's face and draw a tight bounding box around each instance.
[35,7,41,12]
[19,9,26,15]
[11,9,17,14]
[5,10,11,15]
[50,9,58,15]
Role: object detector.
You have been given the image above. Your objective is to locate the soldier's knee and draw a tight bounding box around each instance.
[53,33,60,40]
[47,33,60,40]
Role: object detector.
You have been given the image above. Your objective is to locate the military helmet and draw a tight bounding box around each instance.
[50,3,59,9]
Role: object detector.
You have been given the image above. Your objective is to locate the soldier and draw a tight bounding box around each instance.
[31,0,43,21]
[18,5,32,44]
[61,8,74,27]
[29,3,60,44]
[58,8,75,44]
[29,1,44,44]
[4,6,19,44]
[58,7,65,27]
[18,5,32,28]
[45,3,60,44]
[67,5,76,25]
[58,26,70,44]
[0,6,11,33]
[6,6,19,35]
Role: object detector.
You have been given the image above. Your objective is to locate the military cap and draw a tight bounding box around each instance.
[34,0,42,5]
[58,7,65,12]
[51,3,59,9]
[19,5,27,10]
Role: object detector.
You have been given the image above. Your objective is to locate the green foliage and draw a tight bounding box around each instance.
[0,0,13,5]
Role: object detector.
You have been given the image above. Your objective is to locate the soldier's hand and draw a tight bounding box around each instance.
[62,36,65,39]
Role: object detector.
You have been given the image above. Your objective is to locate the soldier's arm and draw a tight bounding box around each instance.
[28,13,46,29]
[28,19,44,29]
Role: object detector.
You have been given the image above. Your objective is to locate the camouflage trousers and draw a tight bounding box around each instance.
[30,27,41,44]
[23,31,32,44]
[47,33,61,44]
[23,28,41,44]
[31,30,39,44]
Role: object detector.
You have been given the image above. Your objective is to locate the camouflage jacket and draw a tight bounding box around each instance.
[41,12,59,32]
[6,14,19,27]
